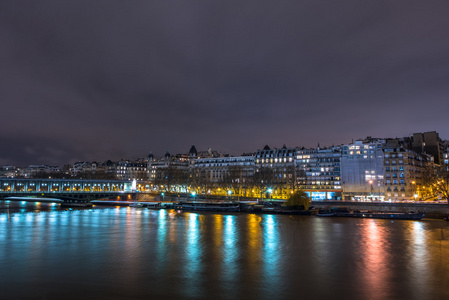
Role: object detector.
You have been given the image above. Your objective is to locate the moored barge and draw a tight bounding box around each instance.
[317,209,424,220]
[174,201,240,212]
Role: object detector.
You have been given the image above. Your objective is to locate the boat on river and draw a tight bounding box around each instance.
[174,201,240,212]
[316,212,336,217]
[316,209,425,220]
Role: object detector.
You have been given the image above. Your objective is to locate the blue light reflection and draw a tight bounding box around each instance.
[183,213,203,298]
[262,215,280,290]
[222,215,238,285]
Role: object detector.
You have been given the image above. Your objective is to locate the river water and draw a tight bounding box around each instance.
[0,203,448,300]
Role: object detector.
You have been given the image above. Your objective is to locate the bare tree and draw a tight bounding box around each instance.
[221,165,244,201]
[154,164,188,200]
[251,167,276,201]
[189,168,215,200]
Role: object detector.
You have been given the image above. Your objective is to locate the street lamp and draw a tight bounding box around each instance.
[411,181,417,201]
[227,190,232,201]
[191,191,196,201]
[267,188,273,200]
[369,180,374,200]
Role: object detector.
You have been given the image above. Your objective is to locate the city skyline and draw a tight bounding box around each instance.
[2,1,449,166]
[2,130,446,168]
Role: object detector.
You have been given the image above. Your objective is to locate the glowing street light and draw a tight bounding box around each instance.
[412,181,417,201]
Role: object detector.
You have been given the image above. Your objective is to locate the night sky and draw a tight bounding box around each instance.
[1,1,449,166]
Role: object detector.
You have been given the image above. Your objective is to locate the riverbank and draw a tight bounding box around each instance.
[90,199,449,219]
[311,200,449,219]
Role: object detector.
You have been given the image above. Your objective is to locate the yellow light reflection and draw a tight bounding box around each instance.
[214,215,223,247]
[247,214,262,269]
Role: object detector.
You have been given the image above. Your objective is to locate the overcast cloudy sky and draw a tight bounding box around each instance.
[1,1,449,166]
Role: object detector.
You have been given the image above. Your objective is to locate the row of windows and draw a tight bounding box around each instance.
[256,152,294,158]
[384,153,403,158]
[385,173,405,178]
[385,160,404,165]
[386,179,405,185]
[386,193,407,197]
[386,187,406,192]
[256,158,293,163]
[343,155,379,159]
[386,166,404,171]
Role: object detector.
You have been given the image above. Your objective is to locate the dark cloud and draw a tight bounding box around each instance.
[1,0,449,166]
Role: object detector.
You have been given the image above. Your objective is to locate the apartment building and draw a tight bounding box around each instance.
[383,147,432,201]
[296,146,342,200]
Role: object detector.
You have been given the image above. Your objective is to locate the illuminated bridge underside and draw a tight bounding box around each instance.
[0,179,135,203]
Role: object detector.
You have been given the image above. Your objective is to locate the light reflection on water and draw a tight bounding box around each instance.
[359,220,391,300]
[182,213,203,297]
[261,214,280,293]
[0,206,448,300]
[222,215,238,286]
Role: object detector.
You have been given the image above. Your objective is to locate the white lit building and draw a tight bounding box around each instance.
[340,138,385,201]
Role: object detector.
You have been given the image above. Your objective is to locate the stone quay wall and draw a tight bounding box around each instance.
[312,201,449,219]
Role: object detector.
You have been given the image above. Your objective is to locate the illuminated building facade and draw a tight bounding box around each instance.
[340,138,385,201]
[116,159,148,181]
[190,155,255,197]
[191,156,254,183]
[383,147,431,202]
[296,146,342,200]
[147,152,189,179]
[254,145,297,199]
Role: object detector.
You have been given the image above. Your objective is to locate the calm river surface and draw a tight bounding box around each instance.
[1,203,449,300]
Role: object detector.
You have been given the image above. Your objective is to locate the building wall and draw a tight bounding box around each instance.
[255,146,296,198]
[341,140,385,200]
[192,156,254,183]
[383,148,430,202]
[296,147,342,200]
[412,131,444,165]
